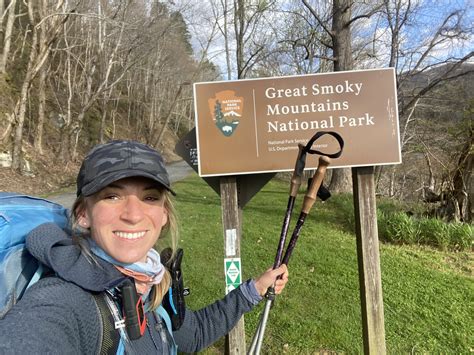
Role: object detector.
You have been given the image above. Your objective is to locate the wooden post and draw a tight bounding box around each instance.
[352,167,386,355]
[220,176,246,354]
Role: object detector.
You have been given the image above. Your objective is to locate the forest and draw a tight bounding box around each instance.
[0,0,472,223]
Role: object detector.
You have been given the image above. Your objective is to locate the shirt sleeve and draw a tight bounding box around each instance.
[239,279,263,305]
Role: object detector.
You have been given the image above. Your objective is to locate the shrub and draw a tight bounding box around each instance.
[378,212,472,251]
[383,211,421,244]
[448,222,473,251]
[418,217,449,250]
[377,210,388,240]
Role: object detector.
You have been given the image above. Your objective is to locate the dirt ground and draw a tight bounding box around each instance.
[0,145,79,196]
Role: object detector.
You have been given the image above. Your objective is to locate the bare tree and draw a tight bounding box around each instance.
[0,0,17,74]
[368,0,473,210]
[11,0,69,171]
[301,0,384,193]
[233,0,275,79]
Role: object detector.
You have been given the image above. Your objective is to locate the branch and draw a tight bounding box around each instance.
[347,2,385,27]
[411,10,463,73]
[400,51,474,116]
[301,0,333,41]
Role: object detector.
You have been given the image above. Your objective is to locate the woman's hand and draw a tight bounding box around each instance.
[254,264,289,297]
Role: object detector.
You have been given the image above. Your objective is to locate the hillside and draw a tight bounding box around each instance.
[0,126,182,197]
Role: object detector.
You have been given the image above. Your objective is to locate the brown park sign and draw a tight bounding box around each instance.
[194,68,401,177]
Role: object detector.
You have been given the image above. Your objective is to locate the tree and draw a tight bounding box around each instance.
[0,0,18,74]
[301,0,383,193]
[10,0,70,171]
[1,0,213,172]
[368,0,473,212]
[233,0,276,79]
[326,0,354,193]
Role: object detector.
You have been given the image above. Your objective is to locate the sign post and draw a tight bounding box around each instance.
[176,130,274,354]
[220,177,245,353]
[353,167,386,354]
[181,68,400,354]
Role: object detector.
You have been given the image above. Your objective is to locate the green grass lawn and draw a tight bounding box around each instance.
[163,174,473,354]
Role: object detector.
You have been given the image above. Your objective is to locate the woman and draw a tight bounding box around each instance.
[0,140,288,354]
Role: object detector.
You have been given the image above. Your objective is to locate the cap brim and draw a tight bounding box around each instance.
[80,169,176,197]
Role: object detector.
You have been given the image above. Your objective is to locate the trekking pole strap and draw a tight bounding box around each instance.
[295,130,343,175]
[303,131,344,158]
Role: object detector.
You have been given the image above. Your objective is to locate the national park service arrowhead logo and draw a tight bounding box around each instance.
[208,90,244,137]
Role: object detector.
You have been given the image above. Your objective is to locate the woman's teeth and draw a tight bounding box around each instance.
[114,231,146,240]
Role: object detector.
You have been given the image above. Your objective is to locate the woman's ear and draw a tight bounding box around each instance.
[74,198,91,229]
[78,213,91,228]
[161,208,168,227]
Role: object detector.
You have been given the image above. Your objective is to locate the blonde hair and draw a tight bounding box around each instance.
[71,189,179,311]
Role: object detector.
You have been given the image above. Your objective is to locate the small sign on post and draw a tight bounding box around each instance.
[224,258,242,293]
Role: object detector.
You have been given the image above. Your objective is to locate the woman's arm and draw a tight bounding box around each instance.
[173,264,288,353]
[172,280,255,353]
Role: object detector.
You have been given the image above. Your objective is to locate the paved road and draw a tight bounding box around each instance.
[48,160,194,208]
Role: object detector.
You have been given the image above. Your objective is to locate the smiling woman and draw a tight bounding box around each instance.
[78,177,169,264]
[0,139,289,355]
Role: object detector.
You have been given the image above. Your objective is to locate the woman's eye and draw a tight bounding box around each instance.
[144,195,161,202]
[103,194,120,201]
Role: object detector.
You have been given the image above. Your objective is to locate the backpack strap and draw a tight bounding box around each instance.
[93,290,140,355]
[92,292,121,355]
[156,305,177,355]
[25,263,45,291]
[93,292,178,355]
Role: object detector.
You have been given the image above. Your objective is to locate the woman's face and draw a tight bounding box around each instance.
[80,177,168,264]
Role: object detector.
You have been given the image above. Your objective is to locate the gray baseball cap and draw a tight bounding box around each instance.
[77,140,175,197]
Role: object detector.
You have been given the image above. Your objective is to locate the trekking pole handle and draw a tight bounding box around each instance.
[289,144,305,197]
[301,156,331,214]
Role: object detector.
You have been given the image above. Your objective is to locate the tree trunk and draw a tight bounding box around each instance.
[12,80,32,171]
[222,0,232,80]
[451,129,473,222]
[99,106,107,144]
[34,63,46,154]
[0,0,4,44]
[58,126,71,162]
[0,0,17,74]
[329,0,353,193]
[234,0,245,79]
[12,17,38,171]
[12,0,68,169]
[0,110,15,142]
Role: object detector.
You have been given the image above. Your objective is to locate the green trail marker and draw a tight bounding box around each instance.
[224,258,241,294]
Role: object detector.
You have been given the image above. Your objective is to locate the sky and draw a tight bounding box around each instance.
[174,0,473,79]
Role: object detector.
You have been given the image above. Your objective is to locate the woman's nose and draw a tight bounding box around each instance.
[120,196,144,223]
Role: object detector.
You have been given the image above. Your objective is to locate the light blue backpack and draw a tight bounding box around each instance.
[0,193,69,319]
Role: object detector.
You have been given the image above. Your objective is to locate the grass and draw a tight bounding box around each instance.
[161,174,473,354]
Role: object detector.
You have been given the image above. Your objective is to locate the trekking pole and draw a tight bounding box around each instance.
[248,144,305,354]
[248,131,343,355]
[272,144,306,269]
[280,156,330,265]
[249,156,331,355]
